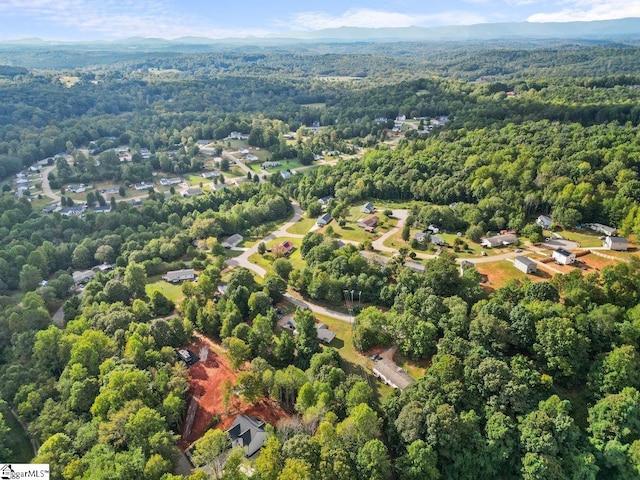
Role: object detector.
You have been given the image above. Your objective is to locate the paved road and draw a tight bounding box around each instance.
[40,165,61,202]
[371,209,409,252]
[224,200,304,278]
[283,293,354,324]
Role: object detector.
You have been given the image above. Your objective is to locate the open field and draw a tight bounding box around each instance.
[579,253,621,271]
[247,158,303,174]
[146,276,185,304]
[286,216,316,235]
[476,260,537,290]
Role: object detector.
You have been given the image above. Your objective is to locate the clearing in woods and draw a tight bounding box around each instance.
[179,333,290,448]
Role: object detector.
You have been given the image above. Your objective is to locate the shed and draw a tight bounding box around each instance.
[514,256,537,274]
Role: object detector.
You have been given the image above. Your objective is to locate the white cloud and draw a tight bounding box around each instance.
[287,8,487,30]
[527,0,640,22]
[0,0,263,39]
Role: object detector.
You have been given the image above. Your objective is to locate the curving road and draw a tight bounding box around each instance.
[40,165,61,202]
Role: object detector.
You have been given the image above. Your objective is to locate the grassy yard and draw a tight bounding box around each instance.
[313,313,393,401]
[326,206,398,243]
[286,217,317,235]
[476,260,532,290]
[547,229,604,248]
[2,409,34,463]
[247,158,303,174]
[248,238,305,274]
[146,276,185,304]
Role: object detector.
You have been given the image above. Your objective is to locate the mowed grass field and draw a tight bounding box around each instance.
[146,276,185,304]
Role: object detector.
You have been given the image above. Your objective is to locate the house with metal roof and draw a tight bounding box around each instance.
[514,256,537,274]
[317,213,332,226]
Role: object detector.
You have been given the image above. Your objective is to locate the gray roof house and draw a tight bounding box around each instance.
[227,415,266,457]
[481,233,517,248]
[604,236,628,251]
[514,256,537,274]
[222,234,244,249]
[73,270,95,285]
[361,202,375,214]
[536,215,553,229]
[372,358,414,390]
[588,223,617,236]
[163,269,196,283]
[317,213,332,226]
[316,324,336,344]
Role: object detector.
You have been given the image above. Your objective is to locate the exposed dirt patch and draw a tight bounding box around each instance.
[179,333,291,449]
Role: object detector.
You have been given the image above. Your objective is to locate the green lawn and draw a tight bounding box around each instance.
[247,158,303,174]
[2,408,34,463]
[326,207,398,243]
[146,277,185,304]
[248,238,305,274]
[313,313,392,401]
[549,229,604,248]
[286,217,317,235]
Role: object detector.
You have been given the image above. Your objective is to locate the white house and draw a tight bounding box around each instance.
[262,161,280,169]
[481,233,517,248]
[536,215,553,229]
[552,248,576,265]
[514,256,537,274]
[246,154,259,162]
[134,182,154,191]
[280,171,292,180]
[201,171,220,179]
[604,236,628,251]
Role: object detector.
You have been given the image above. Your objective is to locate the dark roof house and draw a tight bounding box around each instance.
[227,415,267,457]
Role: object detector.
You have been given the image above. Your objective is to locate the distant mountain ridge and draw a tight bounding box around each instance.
[2,18,640,46]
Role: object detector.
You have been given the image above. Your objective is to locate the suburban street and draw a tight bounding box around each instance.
[39,165,61,202]
[222,201,581,323]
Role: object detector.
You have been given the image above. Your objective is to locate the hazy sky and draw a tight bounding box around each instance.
[0,0,638,41]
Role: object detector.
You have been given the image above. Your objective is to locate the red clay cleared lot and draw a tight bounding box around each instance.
[179,333,290,448]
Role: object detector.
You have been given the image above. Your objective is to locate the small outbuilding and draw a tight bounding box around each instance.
[514,256,537,274]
